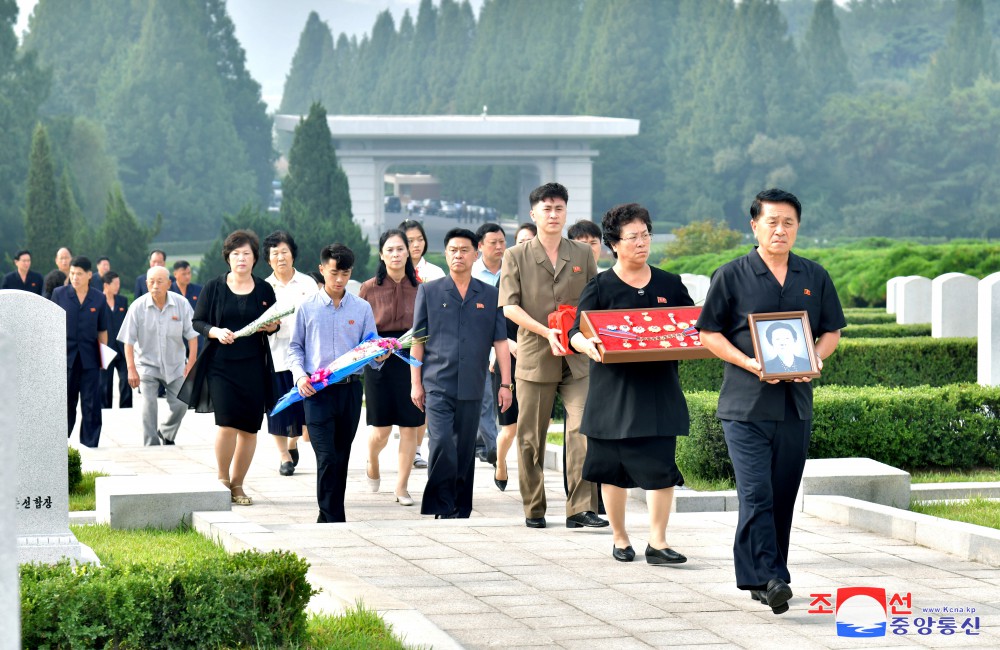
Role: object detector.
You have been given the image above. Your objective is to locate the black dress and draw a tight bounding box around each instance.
[568,267,693,490]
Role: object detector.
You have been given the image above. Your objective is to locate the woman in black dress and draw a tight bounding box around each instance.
[569,204,692,565]
[180,230,278,505]
[360,230,423,506]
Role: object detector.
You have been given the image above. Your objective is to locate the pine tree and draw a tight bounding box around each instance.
[281,103,369,275]
[98,185,160,283]
[802,0,854,98]
[24,123,67,261]
[279,12,334,115]
[57,170,89,256]
[928,0,996,94]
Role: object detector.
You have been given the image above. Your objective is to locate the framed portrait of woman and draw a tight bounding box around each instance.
[747,311,821,381]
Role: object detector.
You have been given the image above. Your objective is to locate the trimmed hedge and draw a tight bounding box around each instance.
[841,323,931,338]
[676,385,1000,482]
[20,550,316,649]
[679,337,976,391]
[842,308,896,325]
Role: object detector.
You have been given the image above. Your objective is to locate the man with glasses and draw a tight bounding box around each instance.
[498,183,606,530]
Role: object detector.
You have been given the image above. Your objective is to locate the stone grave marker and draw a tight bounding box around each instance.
[978,272,1000,386]
[0,297,21,650]
[0,290,86,564]
[932,272,978,338]
[681,273,711,306]
[896,276,932,325]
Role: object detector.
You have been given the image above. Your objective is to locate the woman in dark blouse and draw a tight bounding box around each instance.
[180,229,278,506]
[360,229,423,506]
[570,204,692,566]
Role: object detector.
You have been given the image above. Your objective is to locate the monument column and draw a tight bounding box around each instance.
[554,155,595,225]
[338,154,380,243]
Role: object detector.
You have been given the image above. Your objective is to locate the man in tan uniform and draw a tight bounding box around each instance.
[498,183,606,529]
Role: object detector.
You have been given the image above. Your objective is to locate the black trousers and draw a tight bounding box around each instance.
[100,352,133,409]
[303,382,363,523]
[421,392,479,518]
[68,356,102,448]
[722,398,811,591]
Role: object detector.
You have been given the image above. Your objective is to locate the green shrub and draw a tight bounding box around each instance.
[677,384,1000,482]
[842,308,896,325]
[841,323,931,338]
[20,550,316,649]
[67,447,82,493]
[678,337,976,391]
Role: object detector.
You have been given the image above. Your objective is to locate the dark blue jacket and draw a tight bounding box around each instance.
[52,285,109,369]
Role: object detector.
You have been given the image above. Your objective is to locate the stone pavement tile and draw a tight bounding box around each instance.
[448,569,520,584]
[411,556,496,575]
[505,568,607,593]
[427,612,531,632]
[698,621,832,650]
[950,568,1000,579]
[445,626,558,648]
[549,592,673,623]
[362,574,452,589]
[520,614,606,631]
[637,628,736,648]
[392,543,467,560]
[480,593,564,609]
[455,542,550,567]
[558,636,653,649]
[378,586,498,614]
[503,603,583,620]
[548,623,631,641]
[614,616,702,633]
[458,577,537,597]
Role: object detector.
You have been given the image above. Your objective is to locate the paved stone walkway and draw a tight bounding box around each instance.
[74,405,1000,649]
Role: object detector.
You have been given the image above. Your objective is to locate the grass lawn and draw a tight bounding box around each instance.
[69,470,108,511]
[910,469,1000,484]
[910,498,1000,530]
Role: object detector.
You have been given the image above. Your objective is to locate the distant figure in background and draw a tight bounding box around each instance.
[44,270,67,300]
[568,219,603,265]
[2,249,44,294]
[52,256,108,448]
[471,222,506,465]
[308,270,324,289]
[100,271,132,409]
[170,260,202,310]
[90,256,110,291]
[43,246,72,298]
[134,249,168,298]
[119,266,198,446]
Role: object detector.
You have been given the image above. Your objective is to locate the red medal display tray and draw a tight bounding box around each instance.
[579,307,716,363]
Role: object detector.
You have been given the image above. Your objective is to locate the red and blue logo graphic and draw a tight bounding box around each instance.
[836,587,887,637]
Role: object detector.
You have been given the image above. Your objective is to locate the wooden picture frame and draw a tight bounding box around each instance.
[747,311,821,381]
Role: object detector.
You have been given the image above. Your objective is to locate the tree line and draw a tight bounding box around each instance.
[280,0,1000,240]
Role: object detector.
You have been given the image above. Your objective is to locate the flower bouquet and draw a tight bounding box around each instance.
[270,328,428,416]
[232,302,296,339]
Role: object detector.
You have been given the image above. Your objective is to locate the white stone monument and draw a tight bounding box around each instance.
[0,291,86,564]
[885,276,904,314]
[896,276,932,325]
[0,297,21,650]
[681,273,711,305]
[978,272,1000,386]
[932,272,978,338]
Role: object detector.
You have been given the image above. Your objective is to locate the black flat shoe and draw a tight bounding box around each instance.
[525,517,546,528]
[750,590,770,606]
[612,545,635,562]
[764,578,793,615]
[566,511,610,528]
[279,461,295,476]
[645,544,687,565]
[494,467,507,492]
[289,447,299,467]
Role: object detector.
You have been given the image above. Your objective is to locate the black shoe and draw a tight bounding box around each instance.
[494,467,507,492]
[316,512,327,523]
[289,447,299,467]
[157,430,175,445]
[434,510,459,519]
[525,517,546,528]
[750,590,770,606]
[764,578,793,615]
[644,544,687,565]
[566,511,610,528]
[486,447,497,466]
[475,450,489,463]
[279,461,295,476]
[612,545,635,562]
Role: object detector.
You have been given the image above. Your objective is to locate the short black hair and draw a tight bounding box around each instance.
[529,182,568,207]
[308,270,324,285]
[320,243,354,270]
[70,256,92,272]
[516,222,536,238]
[14,249,30,260]
[601,203,652,259]
[262,230,299,261]
[97,256,109,265]
[568,219,601,241]
[444,228,478,249]
[222,230,260,267]
[766,321,798,344]
[172,260,191,271]
[750,188,801,222]
[44,271,66,296]
[150,249,167,261]
[475,222,505,241]
[102,270,120,285]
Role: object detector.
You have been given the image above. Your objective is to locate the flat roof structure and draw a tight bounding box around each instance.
[274,114,641,239]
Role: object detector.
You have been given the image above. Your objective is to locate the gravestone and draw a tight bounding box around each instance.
[896,276,932,325]
[0,291,86,564]
[885,276,904,314]
[0,299,21,650]
[978,272,1000,386]
[681,273,711,306]
[932,272,978,338]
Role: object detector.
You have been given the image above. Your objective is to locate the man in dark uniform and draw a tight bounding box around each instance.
[52,256,109,448]
[134,249,168,298]
[100,271,132,409]
[90,256,110,291]
[410,228,513,519]
[697,188,845,616]
[2,250,44,294]
[43,246,72,298]
[171,260,204,354]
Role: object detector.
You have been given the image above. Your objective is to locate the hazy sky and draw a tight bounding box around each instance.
[15,0,482,111]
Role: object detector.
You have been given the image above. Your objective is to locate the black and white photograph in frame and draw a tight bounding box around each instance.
[747,311,821,381]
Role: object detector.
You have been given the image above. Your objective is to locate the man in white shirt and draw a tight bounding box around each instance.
[118,266,198,446]
[471,222,506,465]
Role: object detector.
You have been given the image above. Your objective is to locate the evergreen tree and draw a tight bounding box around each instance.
[281,103,369,275]
[802,0,855,98]
[928,0,997,94]
[98,185,160,283]
[57,170,89,256]
[279,11,334,115]
[24,123,67,260]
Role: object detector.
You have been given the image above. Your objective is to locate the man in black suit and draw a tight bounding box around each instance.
[134,249,168,298]
[100,271,132,409]
[43,246,73,298]
[90,256,110,291]
[2,249,44,294]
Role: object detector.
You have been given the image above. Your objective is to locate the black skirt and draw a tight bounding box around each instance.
[582,436,685,491]
[491,356,518,426]
[364,350,424,428]
[266,370,304,437]
[208,356,268,433]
